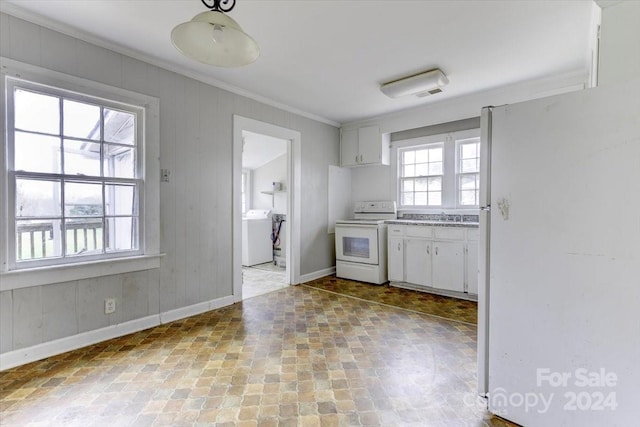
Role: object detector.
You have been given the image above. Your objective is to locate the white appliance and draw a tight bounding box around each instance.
[335,201,397,284]
[478,78,640,426]
[242,209,272,266]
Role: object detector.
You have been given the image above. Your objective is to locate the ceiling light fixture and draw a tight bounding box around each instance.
[381,68,449,98]
[171,0,259,67]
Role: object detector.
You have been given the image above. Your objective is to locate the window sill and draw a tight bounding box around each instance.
[0,254,164,292]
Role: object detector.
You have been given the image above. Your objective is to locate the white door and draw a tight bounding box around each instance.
[487,78,640,426]
[404,239,431,286]
[358,125,380,164]
[340,128,358,167]
[431,240,464,292]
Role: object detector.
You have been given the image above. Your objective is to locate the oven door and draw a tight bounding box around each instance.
[335,224,379,265]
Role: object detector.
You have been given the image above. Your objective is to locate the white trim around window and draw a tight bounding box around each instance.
[0,57,161,290]
[391,128,481,211]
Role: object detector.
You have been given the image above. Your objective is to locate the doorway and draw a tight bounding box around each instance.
[232,116,302,302]
[241,131,288,299]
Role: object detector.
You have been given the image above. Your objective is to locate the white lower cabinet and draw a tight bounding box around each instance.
[404,239,432,286]
[386,224,479,298]
[432,240,464,292]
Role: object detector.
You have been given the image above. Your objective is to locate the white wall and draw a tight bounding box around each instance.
[251,154,287,214]
[0,12,339,367]
[344,70,590,207]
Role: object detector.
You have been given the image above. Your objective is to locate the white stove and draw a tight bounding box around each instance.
[335,201,396,285]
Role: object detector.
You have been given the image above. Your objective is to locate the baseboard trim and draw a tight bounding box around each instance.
[299,267,335,284]
[0,295,236,371]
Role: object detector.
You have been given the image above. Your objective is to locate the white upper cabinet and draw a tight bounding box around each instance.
[340,125,390,167]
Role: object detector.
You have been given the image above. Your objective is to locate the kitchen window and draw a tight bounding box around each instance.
[394,129,480,209]
[5,77,144,269]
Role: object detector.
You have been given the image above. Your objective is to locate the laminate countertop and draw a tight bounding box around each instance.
[385,219,479,228]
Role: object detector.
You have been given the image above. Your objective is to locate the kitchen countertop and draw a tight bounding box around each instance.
[385,219,479,228]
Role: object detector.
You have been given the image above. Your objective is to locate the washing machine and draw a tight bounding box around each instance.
[242,209,272,266]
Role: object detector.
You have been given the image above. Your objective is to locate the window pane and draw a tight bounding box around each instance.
[462,143,478,159]
[403,150,415,164]
[415,149,429,163]
[429,147,443,162]
[65,218,104,255]
[402,180,414,192]
[428,192,442,206]
[460,190,478,206]
[461,158,479,173]
[64,139,101,176]
[415,178,428,191]
[16,219,63,260]
[104,109,135,145]
[429,162,443,175]
[428,177,441,191]
[403,164,415,178]
[63,100,100,140]
[414,192,427,205]
[15,132,61,174]
[16,179,61,217]
[104,144,135,178]
[105,184,136,216]
[65,182,103,217]
[14,89,60,134]
[106,217,137,252]
[402,192,414,206]
[415,163,428,176]
[460,174,478,190]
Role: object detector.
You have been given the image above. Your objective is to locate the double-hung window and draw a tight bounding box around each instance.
[6,78,144,269]
[399,144,444,207]
[395,129,480,209]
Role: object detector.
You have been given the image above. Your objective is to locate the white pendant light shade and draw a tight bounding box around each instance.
[171,11,259,67]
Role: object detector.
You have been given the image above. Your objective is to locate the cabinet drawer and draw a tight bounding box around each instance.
[388,225,405,236]
[467,228,480,241]
[406,226,433,238]
[434,227,465,240]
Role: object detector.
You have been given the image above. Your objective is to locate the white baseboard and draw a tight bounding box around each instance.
[0,295,235,371]
[299,266,335,284]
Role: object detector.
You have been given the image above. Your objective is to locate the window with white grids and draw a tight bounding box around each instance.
[399,144,444,207]
[457,137,481,206]
[6,78,144,268]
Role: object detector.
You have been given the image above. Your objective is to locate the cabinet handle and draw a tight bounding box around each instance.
[435,246,439,255]
[426,245,430,255]
[397,242,401,251]
[355,154,358,163]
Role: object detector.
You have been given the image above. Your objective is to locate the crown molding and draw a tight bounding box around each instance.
[0,4,340,128]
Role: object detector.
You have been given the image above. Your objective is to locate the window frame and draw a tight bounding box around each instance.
[6,78,145,270]
[392,128,481,211]
[398,142,445,208]
[456,136,481,208]
[0,58,160,288]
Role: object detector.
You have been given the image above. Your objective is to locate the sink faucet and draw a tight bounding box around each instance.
[440,211,447,222]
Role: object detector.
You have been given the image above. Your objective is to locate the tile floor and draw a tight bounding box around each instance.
[243,263,288,300]
[0,280,513,427]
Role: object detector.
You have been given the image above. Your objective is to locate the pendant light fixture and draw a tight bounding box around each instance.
[171,0,259,67]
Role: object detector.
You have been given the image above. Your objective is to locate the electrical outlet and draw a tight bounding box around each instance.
[161,169,171,182]
[105,298,116,314]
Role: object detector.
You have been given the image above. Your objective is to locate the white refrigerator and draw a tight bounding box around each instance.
[478,77,640,426]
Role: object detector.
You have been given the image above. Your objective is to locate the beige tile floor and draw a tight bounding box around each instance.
[0,281,514,427]
[243,263,288,300]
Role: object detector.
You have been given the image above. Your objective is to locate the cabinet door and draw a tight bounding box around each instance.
[387,237,404,282]
[432,240,464,292]
[466,240,479,294]
[405,239,431,286]
[358,125,381,164]
[340,128,359,167]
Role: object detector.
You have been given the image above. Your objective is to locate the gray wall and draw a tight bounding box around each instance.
[0,13,339,356]
[251,154,287,214]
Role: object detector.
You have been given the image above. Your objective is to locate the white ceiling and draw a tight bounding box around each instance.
[242,131,286,170]
[0,0,596,125]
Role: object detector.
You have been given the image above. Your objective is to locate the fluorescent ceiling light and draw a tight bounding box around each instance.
[381,69,449,98]
[171,1,259,67]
